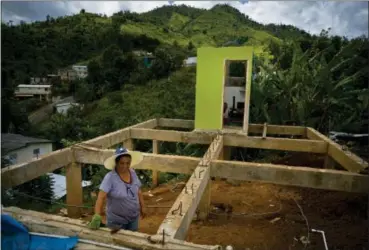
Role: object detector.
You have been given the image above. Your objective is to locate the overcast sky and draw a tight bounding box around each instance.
[1,1,368,38]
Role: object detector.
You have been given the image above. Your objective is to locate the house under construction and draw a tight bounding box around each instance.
[2,47,368,249]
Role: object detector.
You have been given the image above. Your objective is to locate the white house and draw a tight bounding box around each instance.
[72,65,88,79]
[183,57,197,67]
[55,102,80,115]
[15,84,52,101]
[1,133,53,165]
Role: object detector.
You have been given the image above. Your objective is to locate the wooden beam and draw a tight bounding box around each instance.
[152,140,159,187]
[84,119,157,148]
[131,128,327,153]
[123,138,134,150]
[211,160,369,193]
[3,207,220,250]
[155,119,306,136]
[1,148,73,189]
[65,162,83,218]
[224,135,327,153]
[131,128,213,145]
[72,146,200,174]
[249,124,305,136]
[306,128,368,173]
[0,120,157,189]
[158,118,194,129]
[157,136,223,240]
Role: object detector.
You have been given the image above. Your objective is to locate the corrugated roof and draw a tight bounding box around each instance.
[184,57,197,65]
[1,133,51,154]
[18,84,51,88]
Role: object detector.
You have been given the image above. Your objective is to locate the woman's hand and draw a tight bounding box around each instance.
[140,206,146,219]
[88,214,102,230]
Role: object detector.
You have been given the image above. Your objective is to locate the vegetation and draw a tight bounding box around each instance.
[1,4,368,211]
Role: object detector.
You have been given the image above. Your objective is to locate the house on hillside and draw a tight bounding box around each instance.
[30,77,49,85]
[1,133,53,165]
[58,68,77,82]
[183,57,197,67]
[14,84,52,101]
[72,65,88,79]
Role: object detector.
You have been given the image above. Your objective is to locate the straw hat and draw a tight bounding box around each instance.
[103,147,143,170]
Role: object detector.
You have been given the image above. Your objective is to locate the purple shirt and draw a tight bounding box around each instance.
[100,168,142,225]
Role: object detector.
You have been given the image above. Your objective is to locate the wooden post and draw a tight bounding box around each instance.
[152,140,159,187]
[324,155,336,169]
[65,162,83,218]
[124,139,134,150]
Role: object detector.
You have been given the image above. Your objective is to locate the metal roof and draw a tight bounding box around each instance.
[18,84,51,88]
[1,133,52,154]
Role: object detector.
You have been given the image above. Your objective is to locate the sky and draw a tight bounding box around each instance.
[1,1,368,38]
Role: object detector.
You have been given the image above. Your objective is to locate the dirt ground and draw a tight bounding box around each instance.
[135,180,368,250]
[82,153,368,250]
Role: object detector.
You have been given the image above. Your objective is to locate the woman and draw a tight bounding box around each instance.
[88,147,146,232]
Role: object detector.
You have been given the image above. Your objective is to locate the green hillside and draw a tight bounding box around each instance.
[2,3,368,139]
[121,4,280,52]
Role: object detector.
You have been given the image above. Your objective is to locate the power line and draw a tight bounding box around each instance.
[9,190,93,209]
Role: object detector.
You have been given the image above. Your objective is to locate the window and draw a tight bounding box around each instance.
[33,148,40,159]
[8,153,18,165]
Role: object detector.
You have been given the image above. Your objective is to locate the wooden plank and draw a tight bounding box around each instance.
[1,148,72,189]
[211,160,369,193]
[152,140,159,187]
[1,120,156,189]
[306,128,368,172]
[3,207,220,250]
[157,136,223,240]
[131,128,213,145]
[131,128,327,153]
[224,135,327,153]
[84,119,157,148]
[72,146,200,174]
[65,162,83,218]
[156,118,306,136]
[158,118,194,129]
[249,124,306,136]
[123,138,134,150]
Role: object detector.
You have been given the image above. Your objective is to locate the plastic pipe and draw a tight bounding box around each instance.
[29,232,132,250]
[311,229,328,250]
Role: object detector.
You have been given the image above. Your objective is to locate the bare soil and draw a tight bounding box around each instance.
[83,153,368,250]
[135,180,367,250]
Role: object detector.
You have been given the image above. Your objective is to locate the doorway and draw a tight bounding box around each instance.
[222,60,247,129]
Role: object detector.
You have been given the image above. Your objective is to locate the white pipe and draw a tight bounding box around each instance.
[311,229,328,250]
[29,232,132,250]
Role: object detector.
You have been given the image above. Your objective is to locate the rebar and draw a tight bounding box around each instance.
[198,169,205,178]
[171,201,183,216]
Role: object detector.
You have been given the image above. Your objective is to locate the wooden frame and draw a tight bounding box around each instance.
[2,118,368,248]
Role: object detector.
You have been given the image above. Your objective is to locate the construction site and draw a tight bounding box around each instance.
[2,47,369,250]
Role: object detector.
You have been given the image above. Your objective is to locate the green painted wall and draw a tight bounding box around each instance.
[195,46,254,130]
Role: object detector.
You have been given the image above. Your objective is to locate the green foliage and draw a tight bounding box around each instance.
[251,36,368,133]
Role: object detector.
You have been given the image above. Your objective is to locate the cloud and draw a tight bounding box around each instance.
[1,1,367,38]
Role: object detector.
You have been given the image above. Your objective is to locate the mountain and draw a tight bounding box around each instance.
[1,3,315,83]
